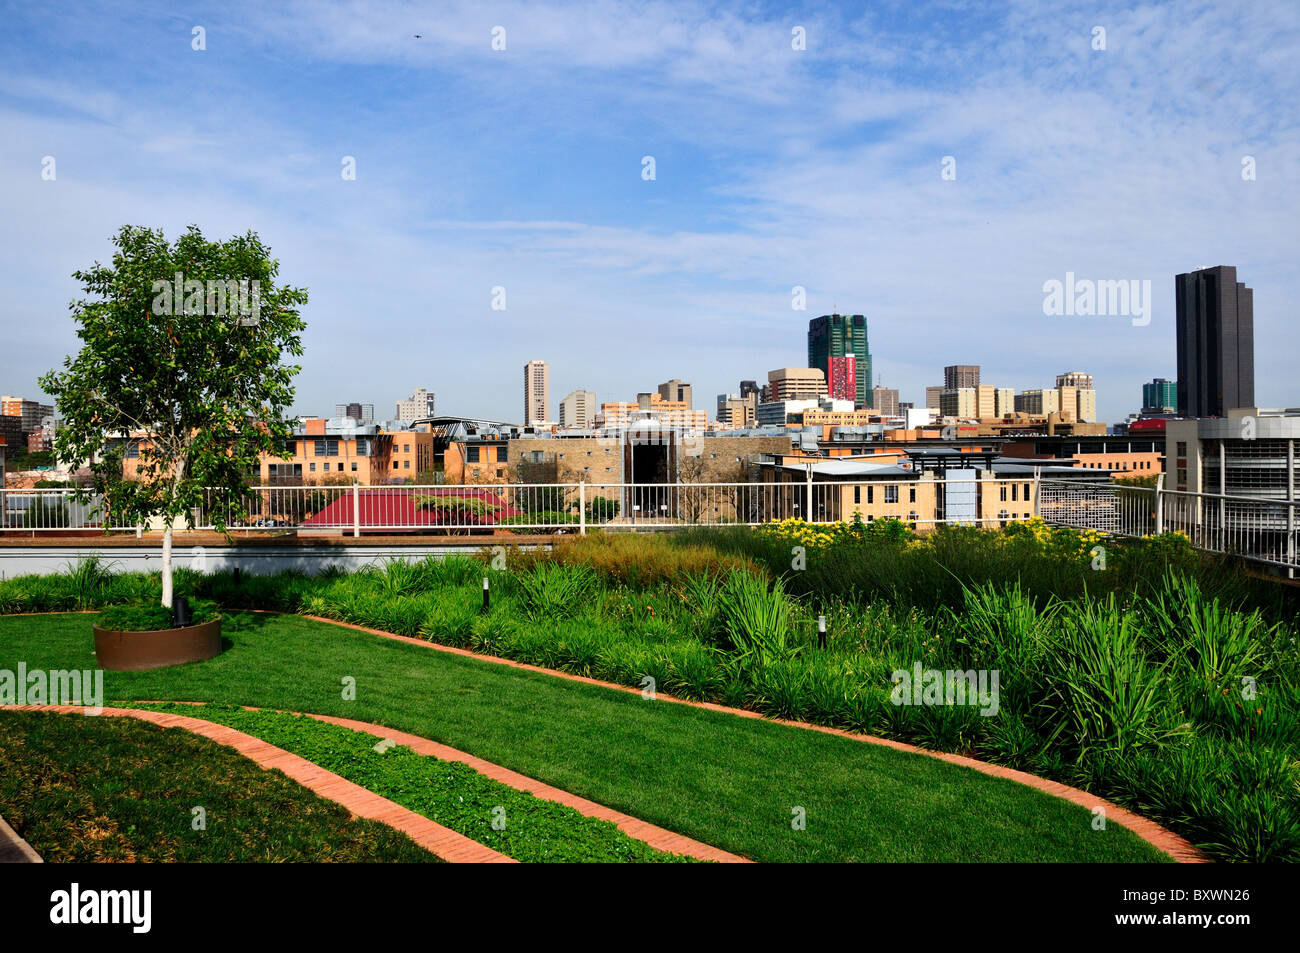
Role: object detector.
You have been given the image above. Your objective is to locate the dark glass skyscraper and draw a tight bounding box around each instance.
[1175,266,1254,418]
[808,314,871,409]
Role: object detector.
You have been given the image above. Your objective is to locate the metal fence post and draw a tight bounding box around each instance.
[579,481,587,535]
[352,480,360,538]
[804,463,813,523]
[1032,467,1041,518]
[1154,472,1165,535]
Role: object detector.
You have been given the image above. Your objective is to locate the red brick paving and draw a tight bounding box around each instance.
[10,705,513,864]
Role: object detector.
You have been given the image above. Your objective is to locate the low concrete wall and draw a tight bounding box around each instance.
[0,542,548,578]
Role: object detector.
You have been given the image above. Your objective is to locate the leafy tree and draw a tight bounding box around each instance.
[39,225,307,608]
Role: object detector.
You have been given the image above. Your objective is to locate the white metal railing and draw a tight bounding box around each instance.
[2,479,1296,571]
[1038,479,1299,571]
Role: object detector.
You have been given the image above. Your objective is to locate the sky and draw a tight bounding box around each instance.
[2,0,1297,425]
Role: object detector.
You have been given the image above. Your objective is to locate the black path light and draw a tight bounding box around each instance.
[482,576,490,613]
[818,614,827,649]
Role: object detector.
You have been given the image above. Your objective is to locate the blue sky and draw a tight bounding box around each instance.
[2,0,1298,424]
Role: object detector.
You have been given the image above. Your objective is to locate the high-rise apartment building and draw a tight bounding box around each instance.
[523,360,549,425]
[994,388,1016,418]
[558,390,596,429]
[768,367,827,402]
[807,314,871,409]
[1142,378,1178,415]
[1056,371,1094,390]
[394,388,435,421]
[871,386,900,416]
[943,365,980,391]
[657,379,693,409]
[1175,266,1254,418]
[1,397,54,435]
[976,385,997,420]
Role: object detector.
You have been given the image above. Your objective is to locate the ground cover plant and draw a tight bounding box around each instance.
[0,611,1164,863]
[0,710,438,862]
[132,703,695,863]
[2,519,1296,861]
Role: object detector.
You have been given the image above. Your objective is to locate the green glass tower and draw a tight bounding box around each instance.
[807,314,872,409]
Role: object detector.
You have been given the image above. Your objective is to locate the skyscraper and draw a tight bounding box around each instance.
[1142,378,1178,415]
[524,360,549,425]
[807,314,871,409]
[943,365,980,390]
[827,355,857,403]
[657,379,693,408]
[394,388,435,421]
[1175,266,1254,418]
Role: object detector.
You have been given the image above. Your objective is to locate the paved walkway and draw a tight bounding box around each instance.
[0,811,42,863]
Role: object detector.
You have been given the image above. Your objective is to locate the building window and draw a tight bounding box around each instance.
[884,485,898,504]
[1011,484,1018,501]
[309,463,316,472]
[351,462,357,471]
[404,444,410,453]
[356,438,370,456]
[393,461,399,470]
[1176,442,1187,456]
[403,460,410,470]
[867,485,874,504]
[909,487,916,502]
[1000,486,1007,501]
[466,446,480,463]
[1024,483,1031,500]
[314,439,339,457]
[853,486,861,504]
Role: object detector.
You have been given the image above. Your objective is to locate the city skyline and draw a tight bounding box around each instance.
[1,2,1298,425]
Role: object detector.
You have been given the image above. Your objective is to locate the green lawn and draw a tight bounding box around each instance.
[0,709,439,862]
[0,611,1169,862]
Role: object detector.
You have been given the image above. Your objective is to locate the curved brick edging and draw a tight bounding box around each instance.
[293,613,1207,863]
[0,811,43,863]
[136,702,746,864]
[8,705,513,864]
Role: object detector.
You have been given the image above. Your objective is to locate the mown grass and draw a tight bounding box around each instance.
[0,611,1165,863]
[0,709,440,862]
[132,703,694,863]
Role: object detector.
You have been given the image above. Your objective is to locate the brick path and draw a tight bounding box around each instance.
[10,705,513,864]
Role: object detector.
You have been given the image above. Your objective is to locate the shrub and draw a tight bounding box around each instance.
[95,599,218,632]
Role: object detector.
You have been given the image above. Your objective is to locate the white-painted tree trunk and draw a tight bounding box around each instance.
[161,524,173,609]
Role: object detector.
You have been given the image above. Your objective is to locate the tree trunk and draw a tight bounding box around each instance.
[161,523,174,609]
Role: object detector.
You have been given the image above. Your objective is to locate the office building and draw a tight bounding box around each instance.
[558,390,597,429]
[717,393,757,429]
[600,393,706,429]
[808,314,872,409]
[657,379,693,409]
[768,367,827,402]
[1016,389,1060,416]
[524,360,549,426]
[943,365,980,391]
[335,402,375,424]
[395,388,436,421]
[939,388,977,418]
[1142,378,1178,415]
[1175,265,1254,417]
[924,386,944,410]
[994,388,1016,418]
[872,386,900,417]
[739,380,761,400]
